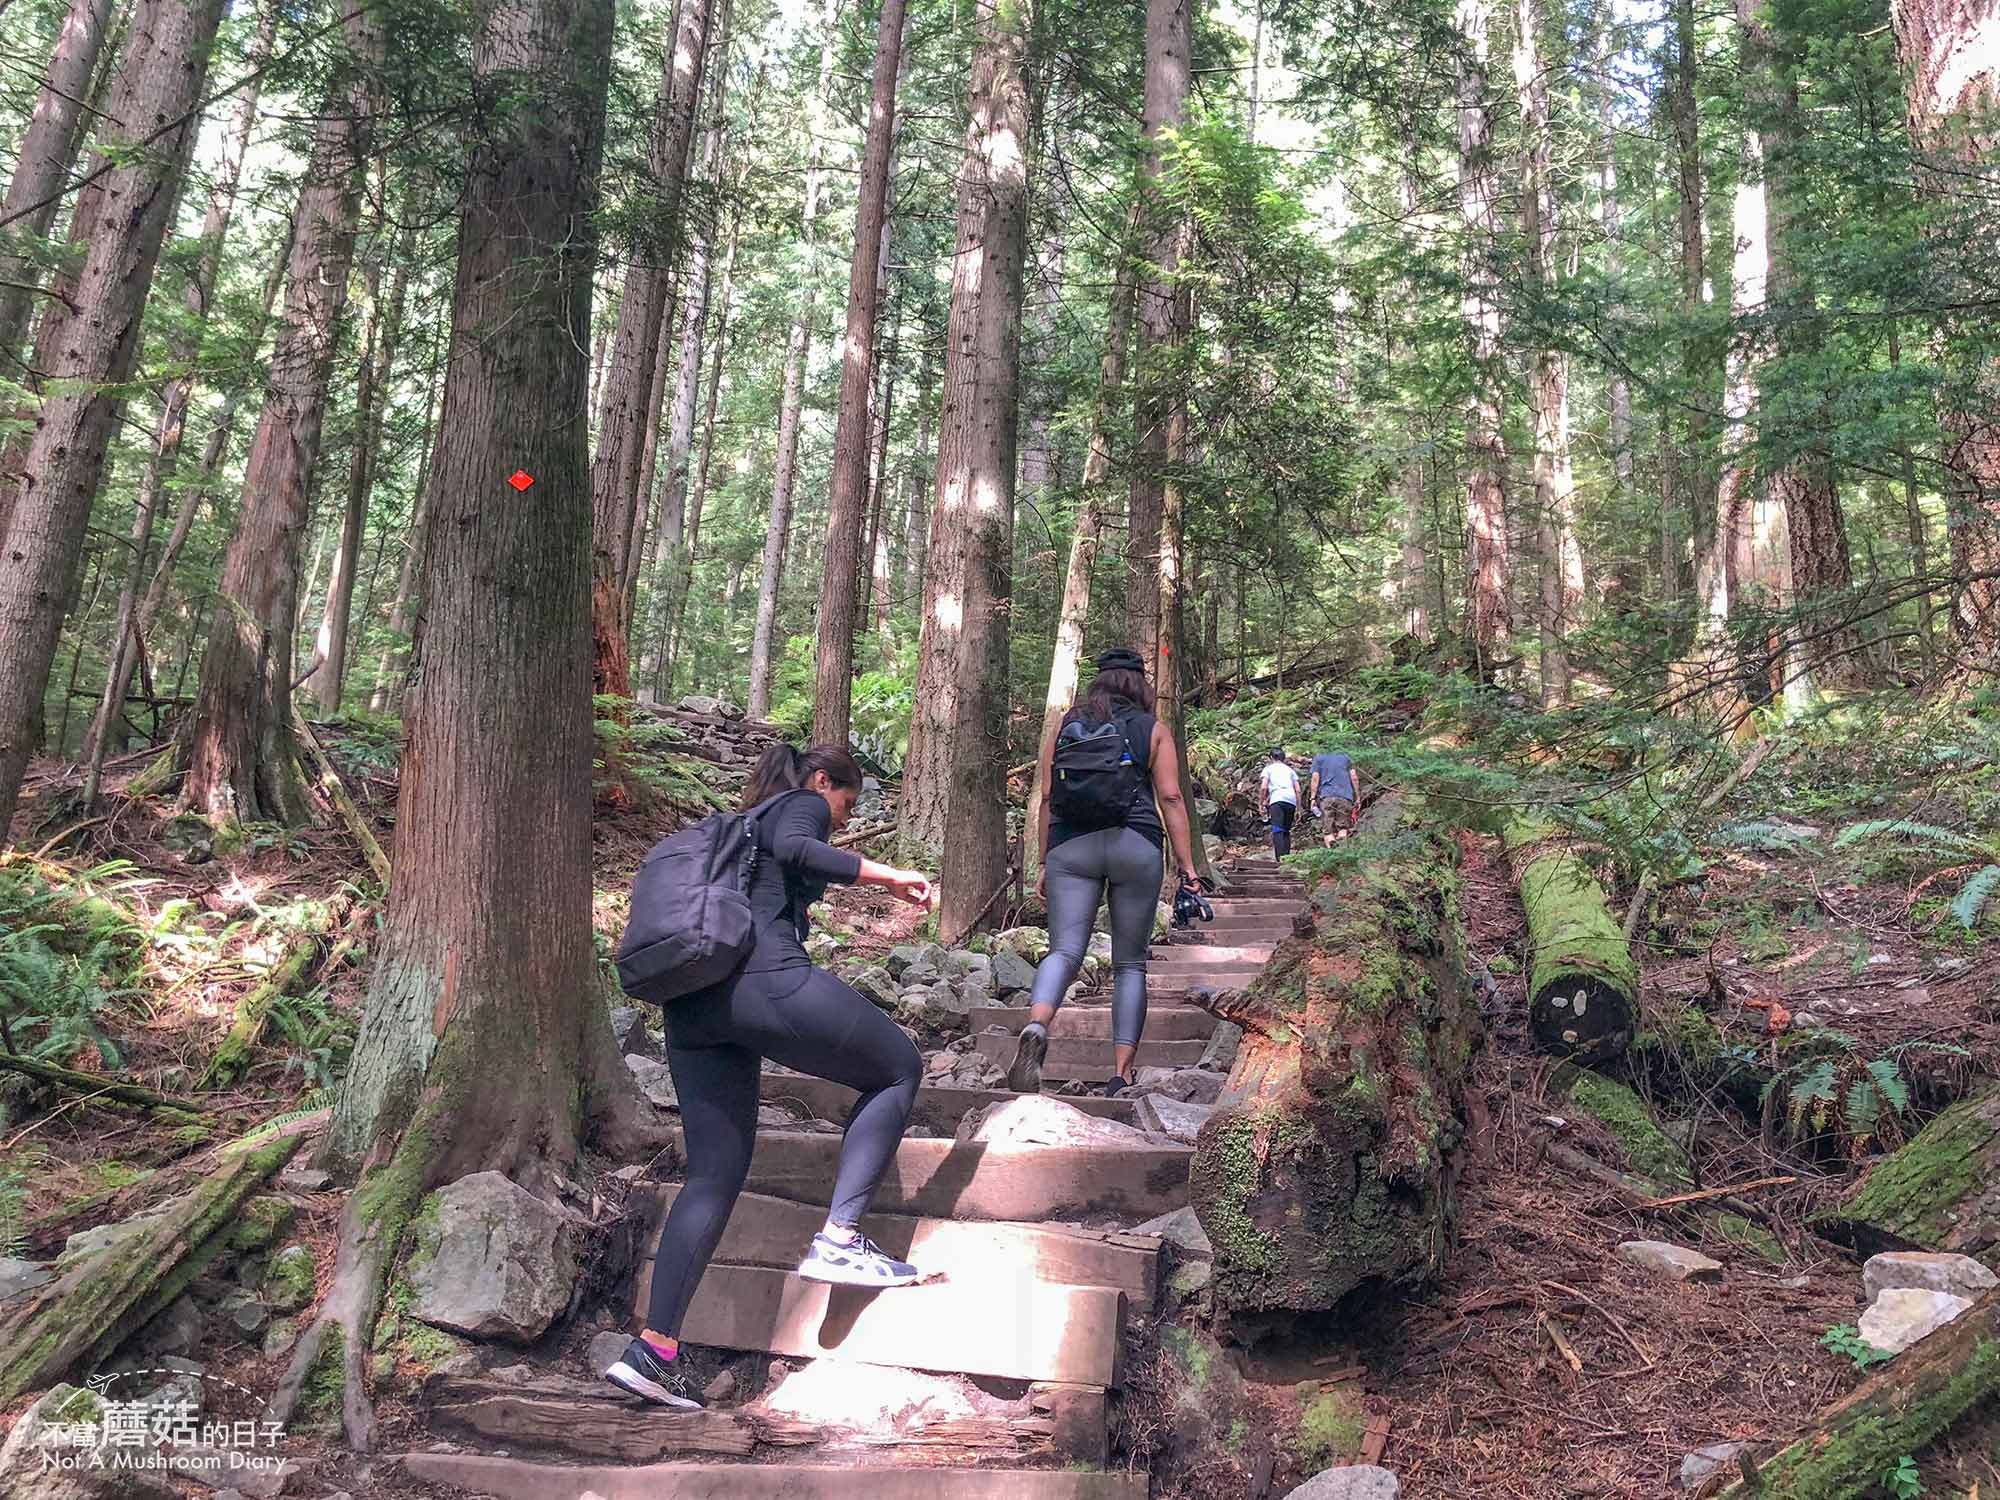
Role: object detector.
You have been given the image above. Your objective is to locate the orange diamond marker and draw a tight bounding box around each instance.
[508,470,534,491]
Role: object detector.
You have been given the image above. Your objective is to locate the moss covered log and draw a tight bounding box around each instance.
[1187,823,1482,1318]
[1711,1290,2000,1499]
[0,1133,300,1402]
[1810,1084,2000,1263]
[1500,815,1638,1064]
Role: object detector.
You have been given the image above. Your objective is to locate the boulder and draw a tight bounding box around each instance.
[609,1004,656,1058]
[944,951,995,1001]
[955,1094,1155,1148]
[1286,1467,1401,1500]
[1199,1020,1243,1072]
[995,927,1051,964]
[217,1291,268,1338]
[261,1318,298,1359]
[1858,1288,1974,1356]
[263,1244,316,1313]
[0,1384,179,1500]
[1615,1240,1722,1283]
[1134,1094,1215,1145]
[587,1329,630,1378]
[1862,1252,1999,1304]
[626,1055,677,1108]
[990,949,1037,997]
[0,1257,52,1302]
[1131,1205,1213,1257]
[888,943,947,985]
[1680,1443,1748,1490]
[1131,1066,1224,1105]
[677,694,721,715]
[846,966,902,1013]
[926,1051,1007,1091]
[138,1294,203,1356]
[1087,932,1113,966]
[898,981,979,1033]
[403,1172,580,1343]
[804,933,840,964]
[1195,798,1220,821]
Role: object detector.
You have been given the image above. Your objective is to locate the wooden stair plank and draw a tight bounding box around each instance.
[641,1186,1160,1309]
[759,1073,1140,1134]
[670,1128,1194,1221]
[972,1032,1207,1079]
[968,1004,1217,1041]
[656,1263,1125,1386]
[1148,943,1275,963]
[398,1454,1150,1499]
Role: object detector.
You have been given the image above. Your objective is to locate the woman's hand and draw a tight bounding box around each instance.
[1180,868,1206,893]
[1036,867,1048,902]
[885,868,933,907]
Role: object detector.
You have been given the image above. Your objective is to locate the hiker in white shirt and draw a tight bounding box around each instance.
[1258,748,1301,858]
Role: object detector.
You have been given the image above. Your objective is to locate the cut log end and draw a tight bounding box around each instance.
[1529,973,1635,1065]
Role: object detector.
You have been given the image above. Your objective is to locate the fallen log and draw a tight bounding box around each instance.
[0,1133,301,1403]
[1500,814,1639,1064]
[199,890,362,1088]
[0,1053,205,1127]
[295,714,391,887]
[1709,1289,2000,1500]
[1809,1082,1999,1262]
[1187,820,1483,1318]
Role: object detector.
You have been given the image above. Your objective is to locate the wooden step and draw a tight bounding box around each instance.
[1207,899,1307,916]
[760,1073,1141,1134]
[642,1186,1161,1308]
[1141,960,1264,981]
[656,1262,1124,1386]
[969,1004,1217,1041]
[972,1032,1208,1081]
[399,1453,1150,1500]
[1196,920,1299,938]
[671,1128,1194,1221]
[1149,943,1274,964]
[1137,974,1259,1000]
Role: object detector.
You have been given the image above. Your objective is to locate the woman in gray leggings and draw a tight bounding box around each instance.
[1009,647,1202,1096]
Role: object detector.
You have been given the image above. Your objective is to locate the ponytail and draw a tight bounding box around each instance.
[739,742,863,810]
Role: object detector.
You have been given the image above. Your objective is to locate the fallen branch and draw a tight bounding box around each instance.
[1183,983,1289,1041]
[1697,736,1775,813]
[0,1053,205,1127]
[831,819,897,849]
[294,714,391,887]
[199,890,362,1089]
[1635,1175,1796,1211]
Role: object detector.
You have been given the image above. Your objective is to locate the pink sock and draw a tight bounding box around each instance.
[643,1334,678,1361]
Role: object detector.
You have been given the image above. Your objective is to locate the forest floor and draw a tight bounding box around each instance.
[3,692,1998,1499]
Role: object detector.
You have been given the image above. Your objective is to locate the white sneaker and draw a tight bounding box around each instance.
[796,1231,920,1288]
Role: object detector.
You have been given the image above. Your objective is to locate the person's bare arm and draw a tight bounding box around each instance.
[1152,724,1199,882]
[1309,770,1322,806]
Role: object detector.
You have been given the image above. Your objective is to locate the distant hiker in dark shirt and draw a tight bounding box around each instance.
[1309,748,1361,848]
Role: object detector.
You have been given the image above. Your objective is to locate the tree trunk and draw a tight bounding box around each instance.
[811,0,909,746]
[0,0,227,840]
[1891,0,2000,650]
[867,285,900,663]
[81,0,275,799]
[280,0,650,1450]
[902,0,1033,917]
[746,0,839,720]
[366,352,444,712]
[1597,11,1635,611]
[900,341,936,604]
[1188,816,1481,1316]
[1668,0,1714,617]
[1711,1290,2000,1500]
[1810,1083,2000,1261]
[311,202,415,716]
[1514,0,1581,706]
[1024,220,1137,875]
[588,0,712,702]
[178,1,385,830]
[624,292,681,617]
[1123,0,1192,663]
[1500,813,1639,1064]
[1457,0,1510,667]
[0,0,118,367]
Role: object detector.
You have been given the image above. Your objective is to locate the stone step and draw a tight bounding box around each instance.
[642,1186,1161,1308]
[399,1454,1149,1500]
[759,1073,1141,1134]
[968,1004,1218,1041]
[1148,943,1274,964]
[972,1031,1208,1081]
[654,1263,1125,1386]
[672,1128,1193,1221]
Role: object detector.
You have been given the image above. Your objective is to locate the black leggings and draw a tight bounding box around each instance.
[1269,801,1295,857]
[644,965,922,1338]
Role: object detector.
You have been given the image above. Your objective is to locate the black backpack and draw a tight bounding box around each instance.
[615,790,801,1004]
[1049,712,1149,832]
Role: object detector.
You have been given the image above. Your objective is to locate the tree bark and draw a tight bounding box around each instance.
[1810,1083,2000,1261]
[1123,0,1193,662]
[1500,814,1640,1064]
[177,1,386,830]
[0,0,118,368]
[366,352,444,712]
[588,0,713,702]
[1514,0,1582,706]
[0,0,227,841]
[1457,0,1510,668]
[811,0,910,746]
[1188,817,1481,1316]
[283,0,647,1450]
[902,0,1033,918]
[900,339,936,604]
[1890,0,2000,651]
[746,0,840,720]
[1667,0,1713,614]
[81,0,276,800]
[1597,12,1636,613]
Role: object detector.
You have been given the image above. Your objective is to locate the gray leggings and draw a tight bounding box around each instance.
[1029,826,1163,1047]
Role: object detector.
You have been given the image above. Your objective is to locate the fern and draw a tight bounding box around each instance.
[1949,864,2000,928]
[0,1172,23,1259]
[1712,820,1818,851]
[1833,819,1988,857]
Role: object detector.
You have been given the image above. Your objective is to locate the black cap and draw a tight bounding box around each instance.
[1095,646,1146,675]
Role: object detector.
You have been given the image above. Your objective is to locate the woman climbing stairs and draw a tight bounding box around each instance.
[395,858,1307,1498]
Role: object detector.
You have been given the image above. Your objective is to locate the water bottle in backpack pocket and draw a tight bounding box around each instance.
[615,790,799,1003]
[1048,713,1147,832]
